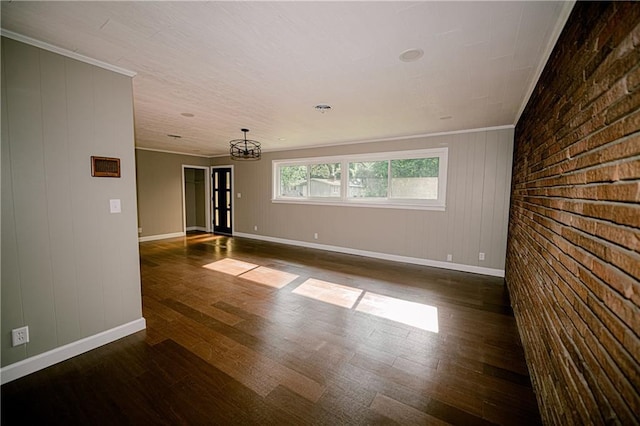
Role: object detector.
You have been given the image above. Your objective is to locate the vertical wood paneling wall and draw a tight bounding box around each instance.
[211,128,514,272]
[135,150,210,237]
[506,2,640,424]
[1,38,143,367]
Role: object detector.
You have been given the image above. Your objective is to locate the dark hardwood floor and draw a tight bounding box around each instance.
[1,233,541,425]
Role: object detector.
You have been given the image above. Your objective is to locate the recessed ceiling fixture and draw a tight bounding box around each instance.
[315,104,332,114]
[440,115,453,120]
[229,128,261,161]
[181,112,195,117]
[167,134,182,139]
[399,48,424,62]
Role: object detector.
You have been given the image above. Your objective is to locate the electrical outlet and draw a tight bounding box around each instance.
[254,225,258,231]
[237,193,242,198]
[138,227,142,234]
[314,233,318,240]
[447,254,452,262]
[479,252,485,261]
[12,326,29,347]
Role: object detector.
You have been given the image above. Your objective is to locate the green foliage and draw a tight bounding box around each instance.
[391,158,439,178]
[280,165,306,195]
[310,163,341,180]
[349,161,388,197]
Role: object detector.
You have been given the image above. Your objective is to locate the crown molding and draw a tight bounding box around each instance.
[1,29,136,77]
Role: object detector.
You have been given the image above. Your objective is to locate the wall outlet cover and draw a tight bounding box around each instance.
[11,326,29,347]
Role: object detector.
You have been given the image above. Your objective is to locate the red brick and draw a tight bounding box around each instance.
[506,3,640,424]
[595,181,640,202]
[623,109,640,135]
[627,65,640,92]
[574,135,640,172]
[617,158,640,180]
[606,90,640,125]
[633,20,640,47]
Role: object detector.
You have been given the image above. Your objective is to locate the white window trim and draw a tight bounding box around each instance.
[272,148,448,211]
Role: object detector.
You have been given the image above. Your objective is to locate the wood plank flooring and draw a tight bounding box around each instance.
[1,233,541,425]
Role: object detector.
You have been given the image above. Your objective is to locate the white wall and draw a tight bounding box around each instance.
[1,37,143,369]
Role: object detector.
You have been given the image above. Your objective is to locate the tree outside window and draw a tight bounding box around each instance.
[348,161,388,198]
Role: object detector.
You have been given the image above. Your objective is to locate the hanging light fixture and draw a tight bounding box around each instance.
[229,128,261,161]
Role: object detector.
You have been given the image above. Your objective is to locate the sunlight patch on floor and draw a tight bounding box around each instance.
[205,257,438,333]
[240,266,299,289]
[356,292,439,333]
[292,278,363,309]
[202,258,258,276]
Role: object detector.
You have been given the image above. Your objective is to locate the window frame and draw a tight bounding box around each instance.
[272,148,448,211]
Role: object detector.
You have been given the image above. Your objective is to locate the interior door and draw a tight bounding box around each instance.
[212,167,232,235]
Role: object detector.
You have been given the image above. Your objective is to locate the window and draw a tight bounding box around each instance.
[310,163,341,198]
[279,165,306,197]
[273,148,448,210]
[348,161,388,198]
[390,157,439,199]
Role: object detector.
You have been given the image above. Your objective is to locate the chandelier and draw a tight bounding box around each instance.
[229,128,261,161]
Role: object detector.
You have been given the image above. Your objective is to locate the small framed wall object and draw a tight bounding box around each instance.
[91,156,121,177]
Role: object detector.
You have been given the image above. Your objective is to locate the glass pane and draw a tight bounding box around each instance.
[226,192,230,207]
[215,210,219,226]
[309,163,341,197]
[348,161,388,198]
[279,165,307,197]
[214,173,218,189]
[215,191,219,208]
[390,158,439,199]
[225,172,230,189]
[227,211,231,226]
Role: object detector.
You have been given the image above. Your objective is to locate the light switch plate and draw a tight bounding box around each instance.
[110,199,121,213]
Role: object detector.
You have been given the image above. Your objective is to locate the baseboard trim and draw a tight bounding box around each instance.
[234,232,505,278]
[138,231,185,242]
[0,318,146,385]
[186,226,208,232]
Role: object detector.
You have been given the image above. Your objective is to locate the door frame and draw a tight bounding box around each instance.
[211,165,234,235]
[181,165,212,234]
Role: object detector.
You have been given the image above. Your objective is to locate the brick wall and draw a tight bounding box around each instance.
[506,2,639,424]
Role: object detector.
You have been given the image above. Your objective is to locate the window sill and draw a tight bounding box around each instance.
[271,198,446,211]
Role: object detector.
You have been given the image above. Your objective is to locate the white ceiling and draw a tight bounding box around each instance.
[1,1,573,157]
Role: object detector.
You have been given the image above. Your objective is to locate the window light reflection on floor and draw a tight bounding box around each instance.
[204,257,438,333]
[355,292,439,333]
[241,266,299,289]
[202,258,258,276]
[292,279,439,333]
[292,278,363,309]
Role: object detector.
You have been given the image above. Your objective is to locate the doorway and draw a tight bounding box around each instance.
[212,166,233,235]
[182,165,211,234]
